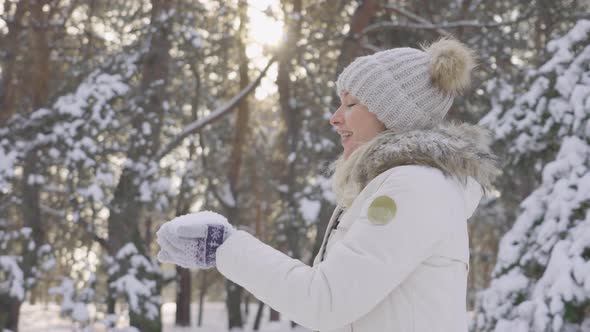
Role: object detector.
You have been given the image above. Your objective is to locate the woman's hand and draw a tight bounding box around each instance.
[156,211,234,269]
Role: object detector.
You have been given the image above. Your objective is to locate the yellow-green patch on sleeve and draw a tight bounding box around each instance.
[367,195,397,225]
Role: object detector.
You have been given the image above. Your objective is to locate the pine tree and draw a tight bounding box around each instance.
[472,20,590,332]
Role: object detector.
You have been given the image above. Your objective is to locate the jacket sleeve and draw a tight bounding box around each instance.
[215,166,464,331]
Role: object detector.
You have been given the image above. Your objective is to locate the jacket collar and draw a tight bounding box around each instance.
[347,121,500,194]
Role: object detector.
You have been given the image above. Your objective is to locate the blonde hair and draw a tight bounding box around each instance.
[328,138,376,208]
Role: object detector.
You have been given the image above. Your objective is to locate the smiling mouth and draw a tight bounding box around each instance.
[339,131,353,139]
[340,134,353,148]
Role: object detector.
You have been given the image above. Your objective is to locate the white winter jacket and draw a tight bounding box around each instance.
[216,123,499,332]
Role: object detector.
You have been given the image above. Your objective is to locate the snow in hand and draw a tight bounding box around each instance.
[157,211,234,269]
[167,211,231,238]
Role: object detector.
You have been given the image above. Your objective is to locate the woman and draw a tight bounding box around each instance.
[156,38,499,332]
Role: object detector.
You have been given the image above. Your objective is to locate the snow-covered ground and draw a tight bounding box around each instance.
[18,302,311,332]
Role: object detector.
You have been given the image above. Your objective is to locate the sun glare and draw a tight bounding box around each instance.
[246,1,283,100]
[247,0,283,47]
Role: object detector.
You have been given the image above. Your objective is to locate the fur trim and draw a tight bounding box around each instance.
[423,38,476,95]
[330,122,500,208]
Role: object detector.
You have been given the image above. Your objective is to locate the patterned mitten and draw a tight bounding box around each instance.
[156,211,234,269]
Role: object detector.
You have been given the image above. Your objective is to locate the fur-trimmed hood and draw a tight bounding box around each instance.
[330,121,500,208]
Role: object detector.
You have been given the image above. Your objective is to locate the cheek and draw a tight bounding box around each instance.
[371,119,386,134]
[349,112,382,139]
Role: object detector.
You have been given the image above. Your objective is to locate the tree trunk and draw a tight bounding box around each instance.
[0,0,26,124]
[108,0,173,250]
[269,307,280,322]
[277,0,303,179]
[226,280,244,328]
[21,148,43,245]
[2,1,54,329]
[174,159,197,327]
[252,300,264,331]
[334,0,379,77]
[0,296,21,332]
[107,1,172,330]
[107,296,116,315]
[274,4,305,327]
[276,0,304,277]
[243,293,250,316]
[224,0,250,329]
[197,271,208,327]
[30,0,51,109]
[175,266,191,326]
[455,0,472,39]
[228,0,250,195]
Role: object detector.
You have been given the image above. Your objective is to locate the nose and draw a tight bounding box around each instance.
[330,107,344,127]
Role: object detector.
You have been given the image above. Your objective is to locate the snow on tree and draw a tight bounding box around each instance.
[0,227,55,301]
[0,49,151,330]
[472,20,590,332]
[0,54,136,222]
[107,243,161,325]
[0,256,24,302]
[48,277,93,326]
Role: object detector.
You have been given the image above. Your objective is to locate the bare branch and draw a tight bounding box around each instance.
[155,56,277,161]
[383,3,452,37]
[360,42,382,53]
[365,5,536,35]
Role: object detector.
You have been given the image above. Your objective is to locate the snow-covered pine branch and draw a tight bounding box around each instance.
[473,20,590,332]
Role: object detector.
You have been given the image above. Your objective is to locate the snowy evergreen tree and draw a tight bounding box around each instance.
[472,20,590,332]
[2,0,589,330]
[48,276,95,330]
[0,226,55,328]
[107,243,162,331]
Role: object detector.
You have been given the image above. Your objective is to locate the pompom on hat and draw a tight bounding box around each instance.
[335,38,476,132]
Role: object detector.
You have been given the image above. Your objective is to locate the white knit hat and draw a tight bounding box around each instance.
[336,38,476,132]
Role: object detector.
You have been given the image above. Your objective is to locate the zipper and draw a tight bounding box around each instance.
[320,209,345,262]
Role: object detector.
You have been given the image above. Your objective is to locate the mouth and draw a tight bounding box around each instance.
[339,131,353,145]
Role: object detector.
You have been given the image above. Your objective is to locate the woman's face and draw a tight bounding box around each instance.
[330,91,386,158]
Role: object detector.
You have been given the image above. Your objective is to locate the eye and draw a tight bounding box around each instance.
[347,103,357,108]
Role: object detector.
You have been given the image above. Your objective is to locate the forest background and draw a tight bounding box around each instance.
[1,0,589,331]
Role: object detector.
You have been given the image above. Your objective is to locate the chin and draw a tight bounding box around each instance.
[343,148,355,159]
[343,142,366,159]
